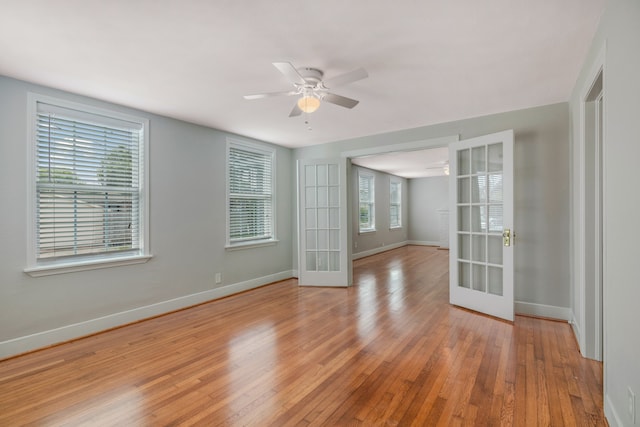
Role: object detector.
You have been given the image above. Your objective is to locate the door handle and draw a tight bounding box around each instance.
[503,229,511,247]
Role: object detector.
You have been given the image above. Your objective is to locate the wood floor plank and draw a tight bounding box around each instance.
[0,246,607,426]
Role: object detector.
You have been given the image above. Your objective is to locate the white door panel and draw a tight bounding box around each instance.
[298,158,350,287]
[449,130,514,321]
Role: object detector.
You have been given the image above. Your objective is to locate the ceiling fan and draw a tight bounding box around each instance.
[425,161,450,175]
[243,62,368,117]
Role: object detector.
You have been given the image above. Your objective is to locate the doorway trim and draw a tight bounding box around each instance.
[574,43,606,362]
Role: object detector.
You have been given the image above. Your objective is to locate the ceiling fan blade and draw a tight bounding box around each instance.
[323,93,359,109]
[243,90,298,100]
[273,62,306,85]
[289,103,303,117]
[323,67,368,88]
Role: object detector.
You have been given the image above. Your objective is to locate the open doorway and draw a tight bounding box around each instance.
[350,146,450,259]
[582,68,604,361]
[340,136,458,262]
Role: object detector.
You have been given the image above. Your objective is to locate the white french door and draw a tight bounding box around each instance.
[449,130,514,321]
[297,158,350,287]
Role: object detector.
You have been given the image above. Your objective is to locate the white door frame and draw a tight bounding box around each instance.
[574,43,606,361]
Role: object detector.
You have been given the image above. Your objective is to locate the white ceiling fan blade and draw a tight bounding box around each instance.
[243,90,298,100]
[289,103,303,117]
[273,62,306,85]
[323,68,368,88]
[323,93,359,109]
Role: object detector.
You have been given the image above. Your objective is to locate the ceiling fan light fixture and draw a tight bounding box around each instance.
[297,95,320,113]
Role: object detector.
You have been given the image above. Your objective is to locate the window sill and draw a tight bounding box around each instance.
[389,226,403,230]
[359,229,376,235]
[225,239,279,251]
[24,254,153,277]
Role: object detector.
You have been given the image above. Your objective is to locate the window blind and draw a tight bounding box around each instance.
[358,173,375,231]
[228,144,274,243]
[36,103,143,260]
[390,181,401,228]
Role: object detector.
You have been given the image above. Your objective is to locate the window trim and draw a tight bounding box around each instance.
[358,170,376,233]
[225,138,277,249]
[25,93,151,277]
[389,178,402,229]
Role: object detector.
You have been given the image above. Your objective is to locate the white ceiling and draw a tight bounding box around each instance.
[0,1,606,149]
[352,147,450,179]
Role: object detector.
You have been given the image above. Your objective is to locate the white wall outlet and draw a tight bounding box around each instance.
[629,387,636,424]
[354,241,358,249]
[215,273,222,284]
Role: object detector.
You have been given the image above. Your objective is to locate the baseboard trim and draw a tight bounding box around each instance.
[0,270,295,360]
[352,241,408,260]
[514,301,572,321]
[569,314,585,356]
[604,394,622,427]
[407,240,440,247]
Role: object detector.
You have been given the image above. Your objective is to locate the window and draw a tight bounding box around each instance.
[390,180,402,229]
[358,171,375,232]
[227,139,276,247]
[26,94,149,275]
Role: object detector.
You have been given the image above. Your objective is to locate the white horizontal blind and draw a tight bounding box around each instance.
[390,181,401,228]
[358,173,375,231]
[36,102,143,260]
[228,143,274,243]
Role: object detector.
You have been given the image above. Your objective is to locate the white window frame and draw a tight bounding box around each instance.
[358,170,376,233]
[24,93,151,277]
[390,179,402,229]
[225,138,277,249]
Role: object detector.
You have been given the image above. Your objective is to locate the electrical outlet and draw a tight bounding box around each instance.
[354,241,358,249]
[629,387,636,424]
[215,273,222,284]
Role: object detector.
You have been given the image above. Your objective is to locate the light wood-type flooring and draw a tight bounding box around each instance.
[0,246,606,426]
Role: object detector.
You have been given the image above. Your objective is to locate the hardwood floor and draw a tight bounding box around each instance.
[0,246,606,426]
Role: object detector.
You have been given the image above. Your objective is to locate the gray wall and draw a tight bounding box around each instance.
[351,166,408,256]
[295,103,571,312]
[570,1,640,424]
[0,76,294,358]
[407,176,449,245]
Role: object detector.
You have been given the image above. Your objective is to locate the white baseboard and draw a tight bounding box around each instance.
[407,240,440,247]
[605,394,622,427]
[352,241,408,260]
[0,270,295,360]
[569,314,585,357]
[514,301,572,321]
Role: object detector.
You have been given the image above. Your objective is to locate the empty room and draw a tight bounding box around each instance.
[1,1,639,425]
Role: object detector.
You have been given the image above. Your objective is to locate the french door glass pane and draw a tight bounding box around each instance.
[472,146,486,174]
[459,234,470,260]
[488,266,503,295]
[472,235,486,262]
[459,262,471,288]
[306,252,316,270]
[458,177,470,203]
[305,165,316,186]
[458,206,470,232]
[318,252,329,271]
[488,235,503,265]
[306,230,316,250]
[472,264,486,291]
[488,143,503,172]
[317,164,328,185]
[458,149,470,175]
